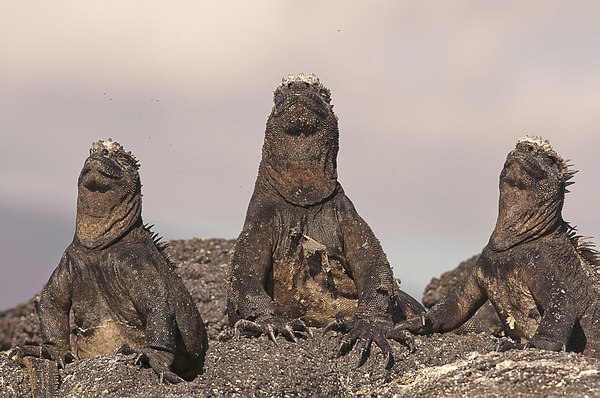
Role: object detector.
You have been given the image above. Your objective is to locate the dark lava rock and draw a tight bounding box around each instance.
[1,238,599,397]
[0,300,41,351]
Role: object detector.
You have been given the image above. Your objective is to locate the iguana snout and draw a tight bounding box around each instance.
[79,139,140,193]
[501,139,563,187]
[271,74,334,136]
[79,157,124,192]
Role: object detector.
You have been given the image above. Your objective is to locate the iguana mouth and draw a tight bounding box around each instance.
[83,179,111,193]
[271,74,333,134]
[80,157,124,192]
[273,91,331,135]
[503,151,546,184]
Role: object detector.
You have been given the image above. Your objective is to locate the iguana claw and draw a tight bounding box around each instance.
[234,317,311,343]
[133,348,183,384]
[325,317,399,369]
[496,337,566,353]
[358,339,372,367]
[234,319,264,337]
[9,344,72,368]
[266,324,278,344]
[386,328,417,353]
[323,318,347,335]
[282,324,298,343]
[496,339,526,352]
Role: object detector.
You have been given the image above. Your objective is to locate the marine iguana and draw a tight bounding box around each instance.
[12,139,208,389]
[390,136,600,357]
[227,74,424,368]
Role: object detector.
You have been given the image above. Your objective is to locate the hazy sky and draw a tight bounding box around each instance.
[2,2,600,309]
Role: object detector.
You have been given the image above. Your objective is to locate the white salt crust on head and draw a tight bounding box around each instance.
[277,73,332,103]
[516,135,574,181]
[90,138,139,169]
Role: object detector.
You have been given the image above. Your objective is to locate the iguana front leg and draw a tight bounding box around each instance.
[389,266,488,337]
[37,253,74,364]
[527,286,578,352]
[228,200,311,342]
[115,250,183,383]
[10,254,73,398]
[329,195,413,368]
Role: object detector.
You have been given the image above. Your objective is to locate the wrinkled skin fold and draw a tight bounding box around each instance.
[227,74,424,367]
[389,136,600,358]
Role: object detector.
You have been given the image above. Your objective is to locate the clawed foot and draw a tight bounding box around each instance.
[496,339,526,352]
[496,337,565,353]
[324,317,413,370]
[9,344,73,369]
[115,345,183,384]
[234,316,312,344]
[388,314,429,335]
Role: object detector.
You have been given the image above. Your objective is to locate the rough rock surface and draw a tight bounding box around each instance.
[0,301,41,351]
[1,238,599,397]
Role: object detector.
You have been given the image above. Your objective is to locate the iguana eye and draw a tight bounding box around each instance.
[274,93,284,107]
[544,154,557,166]
[117,154,133,168]
[516,142,535,153]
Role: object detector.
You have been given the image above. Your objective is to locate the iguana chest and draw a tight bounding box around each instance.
[270,203,358,326]
[67,248,145,358]
[478,247,542,340]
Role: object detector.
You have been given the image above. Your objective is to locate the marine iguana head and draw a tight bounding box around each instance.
[489,136,575,251]
[76,139,142,249]
[260,73,339,206]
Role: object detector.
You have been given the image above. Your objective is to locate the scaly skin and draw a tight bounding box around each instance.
[227,74,424,368]
[13,139,208,385]
[390,137,600,358]
[422,255,504,336]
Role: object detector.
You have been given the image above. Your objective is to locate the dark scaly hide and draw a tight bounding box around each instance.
[261,74,339,207]
[489,136,574,251]
[394,136,600,358]
[228,74,423,367]
[491,136,599,285]
[29,139,208,385]
[76,140,142,249]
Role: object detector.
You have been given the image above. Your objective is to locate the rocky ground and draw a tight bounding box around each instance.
[1,238,599,397]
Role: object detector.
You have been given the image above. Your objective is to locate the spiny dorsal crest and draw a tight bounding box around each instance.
[278,73,332,104]
[567,229,600,278]
[517,135,577,188]
[144,223,174,268]
[90,138,140,170]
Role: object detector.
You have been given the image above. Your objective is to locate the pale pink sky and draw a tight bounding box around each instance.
[2,2,600,308]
